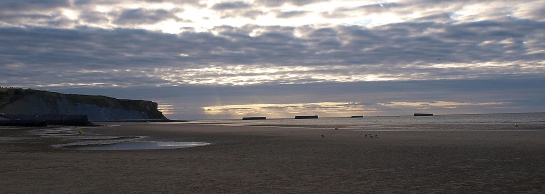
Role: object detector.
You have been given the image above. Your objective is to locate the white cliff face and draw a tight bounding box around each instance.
[0,91,164,121]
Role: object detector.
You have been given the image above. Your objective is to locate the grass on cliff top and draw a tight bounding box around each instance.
[0,87,23,109]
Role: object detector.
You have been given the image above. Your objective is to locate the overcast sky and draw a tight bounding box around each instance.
[1,0,544,119]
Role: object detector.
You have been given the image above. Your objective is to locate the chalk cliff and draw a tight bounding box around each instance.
[0,88,166,121]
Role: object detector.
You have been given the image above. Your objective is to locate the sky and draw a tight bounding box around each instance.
[1,0,544,119]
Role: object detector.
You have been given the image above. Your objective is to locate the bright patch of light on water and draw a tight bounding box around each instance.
[73,141,210,150]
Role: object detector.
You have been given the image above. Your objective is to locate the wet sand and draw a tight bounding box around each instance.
[1,123,545,193]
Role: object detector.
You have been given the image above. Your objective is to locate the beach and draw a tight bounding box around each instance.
[1,123,545,193]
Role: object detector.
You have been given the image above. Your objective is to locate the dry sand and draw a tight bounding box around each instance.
[1,123,545,193]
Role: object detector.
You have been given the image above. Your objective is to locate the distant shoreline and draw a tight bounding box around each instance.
[178,112,545,121]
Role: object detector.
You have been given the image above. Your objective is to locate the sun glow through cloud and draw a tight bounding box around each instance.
[203,102,376,118]
[203,100,508,118]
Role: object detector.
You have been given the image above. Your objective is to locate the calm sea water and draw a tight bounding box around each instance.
[193,113,545,131]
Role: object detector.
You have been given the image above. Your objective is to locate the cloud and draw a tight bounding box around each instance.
[202,100,508,118]
[2,0,544,31]
[211,1,251,10]
[275,10,308,18]
[378,101,505,109]
[78,10,110,25]
[114,8,180,25]
[2,17,545,88]
[254,0,319,7]
[0,0,70,12]
[253,0,284,7]
[203,102,375,118]
[1,0,544,119]
[241,10,265,19]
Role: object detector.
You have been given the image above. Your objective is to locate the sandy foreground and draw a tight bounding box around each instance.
[1,123,545,193]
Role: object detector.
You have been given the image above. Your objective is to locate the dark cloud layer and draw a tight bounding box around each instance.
[0,0,70,12]
[114,8,180,25]
[254,0,317,7]
[276,11,308,18]
[212,1,251,10]
[1,17,544,87]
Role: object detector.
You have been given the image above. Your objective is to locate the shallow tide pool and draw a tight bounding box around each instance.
[73,141,210,150]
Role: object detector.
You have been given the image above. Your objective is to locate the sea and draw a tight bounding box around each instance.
[191,112,545,131]
[2,113,543,150]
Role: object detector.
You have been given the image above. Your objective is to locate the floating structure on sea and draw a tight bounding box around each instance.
[414,113,433,116]
[294,115,319,119]
[242,117,267,120]
[350,116,364,118]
